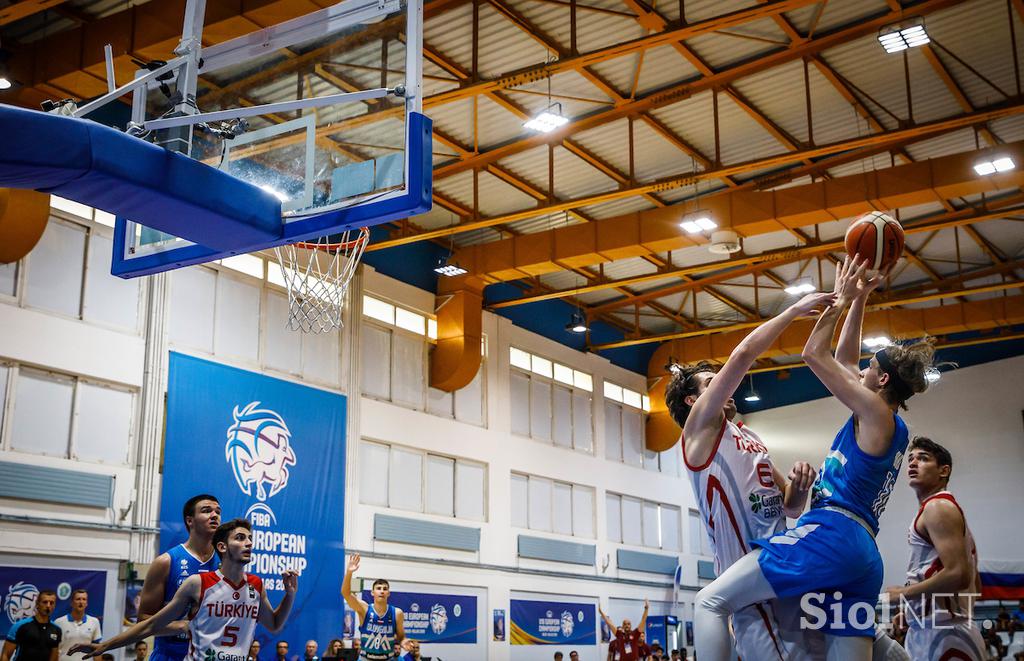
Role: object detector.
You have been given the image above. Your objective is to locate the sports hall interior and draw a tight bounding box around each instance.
[0,0,1022,659]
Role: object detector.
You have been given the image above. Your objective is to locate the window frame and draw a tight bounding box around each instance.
[509,347,594,453]
[605,491,682,551]
[510,471,596,540]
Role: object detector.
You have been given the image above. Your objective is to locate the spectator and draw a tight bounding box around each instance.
[670,651,681,661]
[54,589,102,661]
[247,640,260,661]
[569,652,579,661]
[398,639,421,661]
[998,606,1012,632]
[274,641,290,661]
[600,600,650,661]
[321,639,342,661]
[1014,600,1024,627]
[553,653,563,660]
[134,641,149,661]
[303,641,318,661]
[101,655,115,661]
[1,589,61,661]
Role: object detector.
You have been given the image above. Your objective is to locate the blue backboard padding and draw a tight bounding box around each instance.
[331,160,375,200]
[375,152,404,189]
[0,103,281,251]
[110,112,434,278]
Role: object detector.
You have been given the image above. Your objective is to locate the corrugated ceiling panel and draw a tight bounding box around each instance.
[782,0,888,35]
[576,196,656,220]
[635,46,704,96]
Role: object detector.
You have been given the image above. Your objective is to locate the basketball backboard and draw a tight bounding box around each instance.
[109,0,430,278]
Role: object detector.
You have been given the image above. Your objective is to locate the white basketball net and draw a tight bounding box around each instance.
[273,227,370,333]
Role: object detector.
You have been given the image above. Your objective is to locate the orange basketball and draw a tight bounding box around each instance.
[844,211,905,271]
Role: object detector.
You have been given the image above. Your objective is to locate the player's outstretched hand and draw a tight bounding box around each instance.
[346,553,360,574]
[788,461,816,492]
[69,643,105,658]
[833,256,869,304]
[789,291,837,316]
[281,570,298,594]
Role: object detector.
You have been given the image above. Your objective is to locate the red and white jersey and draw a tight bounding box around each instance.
[905,491,980,626]
[684,419,786,575]
[187,571,263,661]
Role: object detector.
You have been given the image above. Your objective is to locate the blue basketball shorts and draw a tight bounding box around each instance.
[751,508,883,638]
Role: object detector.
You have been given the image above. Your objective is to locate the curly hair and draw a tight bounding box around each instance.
[878,338,937,410]
[664,361,718,428]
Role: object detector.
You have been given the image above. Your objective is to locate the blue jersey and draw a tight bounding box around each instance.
[360,604,397,660]
[151,544,219,661]
[810,413,909,534]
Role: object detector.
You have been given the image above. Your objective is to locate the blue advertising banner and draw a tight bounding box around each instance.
[510,599,595,646]
[1,567,106,637]
[360,591,477,643]
[162,353,347,649]
[645,616,666,648]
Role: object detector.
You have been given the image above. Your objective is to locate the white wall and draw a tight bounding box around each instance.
[741,355,1024,588]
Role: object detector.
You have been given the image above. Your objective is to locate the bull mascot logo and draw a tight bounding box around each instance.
[4,582,38,624]
[560,610,574,638]
[430,604,448,635]
[225,402,297,501]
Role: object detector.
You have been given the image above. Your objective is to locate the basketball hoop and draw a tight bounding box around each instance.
[273,227,370,333]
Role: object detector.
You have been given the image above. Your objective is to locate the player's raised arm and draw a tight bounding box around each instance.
[683,291,836,439]
[258,571,298,633]
[803,258,894,442]
[70,575,201,658]
[773,461,817,518]
[341,554,369,620]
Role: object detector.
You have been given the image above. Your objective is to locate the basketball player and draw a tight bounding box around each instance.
[341,554,404,660]
[140,494,221,661]
[70,519,296,661]
[884,437,986,660]
[695,256,936,660]
[665,291,833,660]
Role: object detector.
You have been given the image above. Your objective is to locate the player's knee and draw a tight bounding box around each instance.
[696,585,733,617]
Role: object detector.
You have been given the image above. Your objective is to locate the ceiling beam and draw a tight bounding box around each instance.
[367,103,1024,249]
[486,193,1024,310]
[0,0,70,27]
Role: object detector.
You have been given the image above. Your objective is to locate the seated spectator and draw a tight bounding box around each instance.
[998,606,1012,632]
[553,653,563,660]
[321,639,343,661]
[398,639,421,661]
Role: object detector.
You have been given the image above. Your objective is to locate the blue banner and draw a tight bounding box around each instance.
[510,599,595,646]
[1,567,106,637]
[645,616,666,648]
[360,591,477,643]
[162,353,347,649]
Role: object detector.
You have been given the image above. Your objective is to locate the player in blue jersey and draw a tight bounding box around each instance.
[138,494,221,661]
[341,554,404,660]
[694,256,937,660]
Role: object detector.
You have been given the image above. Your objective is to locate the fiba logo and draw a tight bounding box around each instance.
[560,611,574,637]
[225,402,296,502]
[430,604,448,634]
[4,582,38,624]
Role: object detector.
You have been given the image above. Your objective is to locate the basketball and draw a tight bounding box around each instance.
[844,211,905,270]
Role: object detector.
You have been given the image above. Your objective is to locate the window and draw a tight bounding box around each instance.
[167,267,340,386]
[358,440,487,521]
[1,363,135,466]
[606,493,681,551]
[510,472,594,538]
[362,295,485,425]
[6,211,141,332]
[689,509,711,556]
[509,347,592,452]
[605,379,675,474]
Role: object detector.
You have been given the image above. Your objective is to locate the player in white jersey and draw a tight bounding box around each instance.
[885,438,986,661]
[665,292,832,660]
[70,519,297,661]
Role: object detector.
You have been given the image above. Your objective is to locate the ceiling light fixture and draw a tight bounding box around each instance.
[680,214,717,234]
[974,157,1015,175]
[566,310,588,334]
[433,256,468,277]
[877,19,930,53]
[925,367,941,384]
[743,375,761,403]
[863,335,892,349]
[784,281,816,295]
[524,103,570,133]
